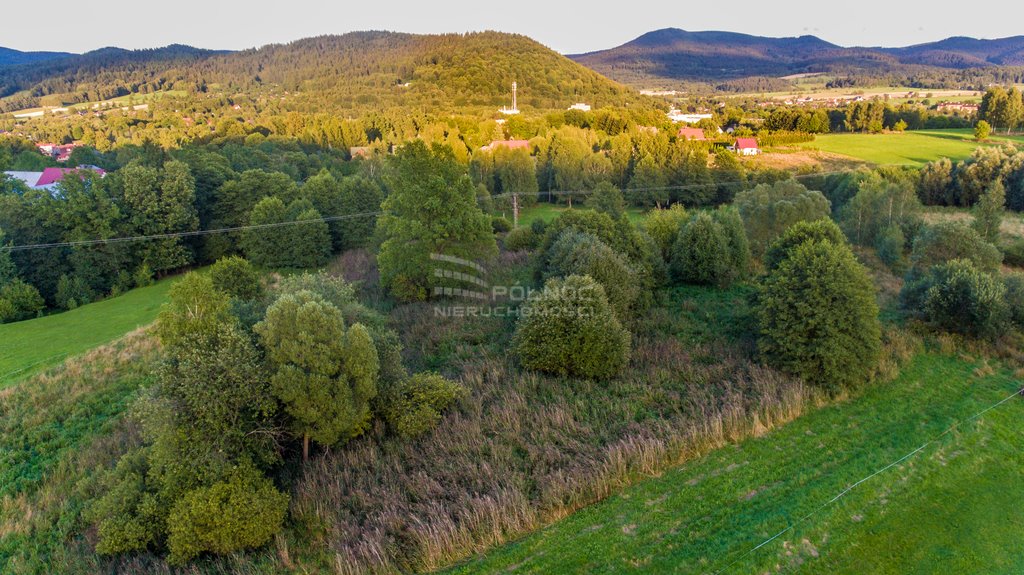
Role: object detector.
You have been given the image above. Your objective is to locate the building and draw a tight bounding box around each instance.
[3,165,106,192]
[36,142,78,162]
[349,146,373,159]
[677,127,706,141]
[481,139,531,152]
[730,138,760,156]
[568,103,591,112]
[668,108,713,124]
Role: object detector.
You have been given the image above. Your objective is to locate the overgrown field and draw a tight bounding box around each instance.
[0,277,177,388]
[448,350,1024,574]
[796,129,1024,166]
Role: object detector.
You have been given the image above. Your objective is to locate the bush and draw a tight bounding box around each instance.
[642,204,688,261]
[503,226,538,252]
[166,465,289,565]
[514,275,631,379]
[209,256,264,300]
[920,259,1008,338]
[546,231,640,321]
[1004,272,1024,328]
[1003,238,1024,268]
[134,264,154,288]
[55,274,94,310]
[0,279,44,323]
[875,225,907,273]
[901,222,1002,310]
[757,239,881,392]
[380,372,466,438]
[764,218,846,272]
[713,205,751,281]
[491,216,513,234]
[586,181,626,220]
[670,213,730,286]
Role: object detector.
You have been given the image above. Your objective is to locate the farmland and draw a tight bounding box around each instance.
[795,129,1024,166]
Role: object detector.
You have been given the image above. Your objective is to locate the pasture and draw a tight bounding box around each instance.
[796,129,1024,166]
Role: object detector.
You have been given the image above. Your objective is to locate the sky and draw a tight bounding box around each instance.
[5,0,1020,55]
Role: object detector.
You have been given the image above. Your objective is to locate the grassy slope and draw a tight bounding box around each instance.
[517,204,645,227]
[797,129,1024,166]
[0,277,176,388]
[448,352,1024,574]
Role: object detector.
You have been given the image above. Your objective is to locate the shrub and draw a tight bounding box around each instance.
[1004,238,1024,268]
[503,226,538,252]
[1004,272,1024,328]
[839,173,921,247]
[0,279,44,323]
[491,216,512,234]
[166,465,289,565]
[642,204,688,261]
[55,274,94,310]
[513,275,631,379]
[134,264,154,288]
[972,179,1005,244]
[764,218,846,272]
[875,225,907,273]
[757,239,881,392]
[920,259,1008,338]
[670,213,730,286]
[713,206,751,281]
[901,222,1002,310]
[546,231,639,321]
[209,256,264,300]
[380,372,466,438]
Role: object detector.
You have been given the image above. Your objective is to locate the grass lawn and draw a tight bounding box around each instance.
[797,129,1024,166]
[0,276,178,388]
[516,204,645,227]
[448,352,1024,574]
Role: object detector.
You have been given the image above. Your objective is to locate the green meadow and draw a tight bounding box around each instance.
[0,276,177,388]
[449,352,1024,574]
[798,129,1024,166]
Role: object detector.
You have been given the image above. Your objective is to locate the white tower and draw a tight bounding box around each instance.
[512,81,517,111]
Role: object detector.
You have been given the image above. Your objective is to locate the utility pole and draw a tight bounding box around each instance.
[512,193,519,228]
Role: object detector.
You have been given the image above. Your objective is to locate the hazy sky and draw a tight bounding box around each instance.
[5,0,1019,55]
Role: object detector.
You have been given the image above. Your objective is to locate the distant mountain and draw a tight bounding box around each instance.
[570,28,1024,87]
[0,32,643,113]
[0,47,73,67]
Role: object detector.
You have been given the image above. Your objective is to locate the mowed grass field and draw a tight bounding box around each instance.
[448,352,1024,574]
[0,277,177,388]
[797,129,1024,166]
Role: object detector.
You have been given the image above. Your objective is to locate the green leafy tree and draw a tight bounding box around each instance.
[975,120,992,141]
[209,256,264,300]
[255,291,380,459]
[839,172,921,246]
[670,213,730,286]
[377,142,497,301]
[337,176,383,250]
[764,219,847,272]
[641,204,688,261]
[972,179,1006,244]
[494,147,539,211]
[586,181,626,220]
[156,273,232,349]
[757,237,881,392]
[513,275,631,379]
[0,227,16,286]
[0,279,44,323]
[629,154,670,208]
[734,179,831,256]
[121,161,198,274]
[545,231,640,321]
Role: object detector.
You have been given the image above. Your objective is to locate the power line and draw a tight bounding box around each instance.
[0,169,856,254]
[711,385,1023,575]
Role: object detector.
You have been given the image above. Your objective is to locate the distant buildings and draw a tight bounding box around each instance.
[481,139,531,152]
[349,146,373,159]
[667,108,713,124]
[37,142,78,162]
[730,138,760,156]
[567,103,591,112]
[677,127,706,141]
[3,165,106,192]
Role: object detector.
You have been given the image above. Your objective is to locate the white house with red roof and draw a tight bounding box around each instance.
[677,127,706,141]
[3,165,106,192]
[730,137,760,156]
[481,139,531,152]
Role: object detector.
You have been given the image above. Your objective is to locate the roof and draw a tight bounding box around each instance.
[483,139,531,151]
[678,127,706,140]
[734,137,759,149]
[35,166,106,187]
[3,171,42,187]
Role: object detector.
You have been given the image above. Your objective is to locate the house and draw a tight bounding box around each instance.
[37,142,78,162]
[481,139,531,152]
[568,103,591,112]
[667,108,713,124]
[730,138,760,156]
[349,146,373,159]
[3,165,106,192]
[677,127,706,141]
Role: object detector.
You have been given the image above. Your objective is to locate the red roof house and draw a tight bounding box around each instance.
[677,127,706,141]
[731,138,760,155]
[481,139,531,152]
[35,166,106,189]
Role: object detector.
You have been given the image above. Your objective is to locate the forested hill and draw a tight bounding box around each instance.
[569,28,1024,89]
[0,31,646,114]
[0,47,73,67]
